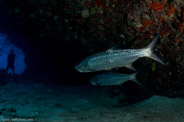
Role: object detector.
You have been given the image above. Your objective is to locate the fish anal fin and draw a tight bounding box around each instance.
[115,68,119,70]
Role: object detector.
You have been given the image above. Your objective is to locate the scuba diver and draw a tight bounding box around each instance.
[6,49,16,78]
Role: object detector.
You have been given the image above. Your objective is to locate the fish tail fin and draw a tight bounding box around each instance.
[131,73,144,87]
[149,53,165,65]
[145,34,166,65]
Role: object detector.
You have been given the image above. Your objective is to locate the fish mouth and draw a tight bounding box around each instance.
[74,64,92,73]
[74,65,80,71]
[90,81,97,85]
[74,65,83,72]
[89,78,98,85]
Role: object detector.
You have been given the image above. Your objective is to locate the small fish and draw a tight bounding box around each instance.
[90,72,143,87]
[75,34,165,72]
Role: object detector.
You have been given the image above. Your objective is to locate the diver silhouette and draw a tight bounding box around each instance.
[6,49,16,76]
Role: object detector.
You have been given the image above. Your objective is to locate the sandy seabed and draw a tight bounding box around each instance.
[0,82,184,122]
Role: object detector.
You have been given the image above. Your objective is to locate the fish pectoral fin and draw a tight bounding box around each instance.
[125,64,136,71]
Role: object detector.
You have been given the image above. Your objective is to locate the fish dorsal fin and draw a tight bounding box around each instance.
[106,45,118,53]
[125,63,136,71]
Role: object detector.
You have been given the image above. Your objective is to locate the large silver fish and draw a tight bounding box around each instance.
[75,35,165,72]
[90,72,143,86]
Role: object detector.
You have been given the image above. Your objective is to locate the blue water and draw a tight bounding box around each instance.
[0,33,26,75]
